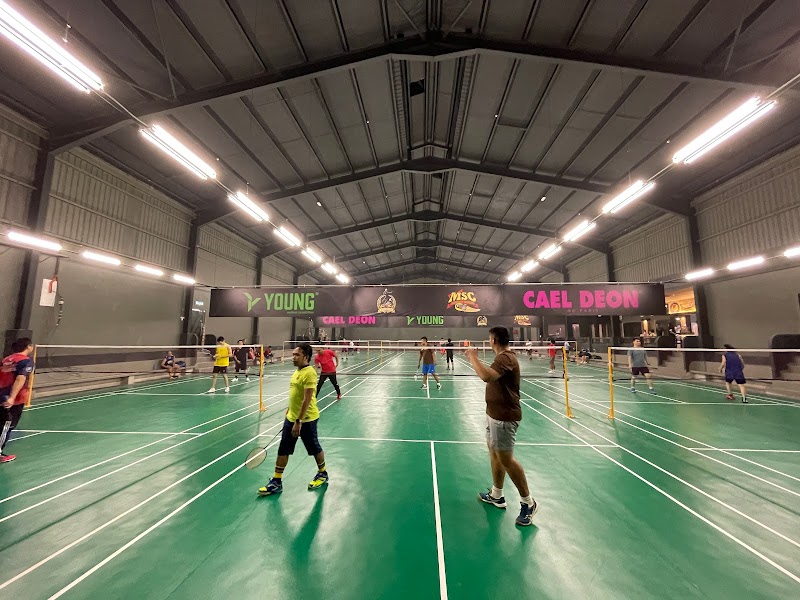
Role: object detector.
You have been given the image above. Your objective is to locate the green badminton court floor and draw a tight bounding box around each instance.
[1,351,799,599]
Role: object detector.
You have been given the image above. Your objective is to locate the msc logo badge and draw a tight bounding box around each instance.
[377,289,397,314]
[446,289,481,313]
[476,316,488,327]
[514,315,532,326]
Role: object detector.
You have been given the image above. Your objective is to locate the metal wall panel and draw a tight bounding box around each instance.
[198,223,258,271]
[694,144,800,265]
[0,106,43,226]
[611,214,691,282]
[566,251,609,282]
[539,271,565,284]
[262,256,296,285]
[45,149,193,271]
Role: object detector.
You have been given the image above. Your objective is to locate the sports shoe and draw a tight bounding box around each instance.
[224,387,230,393]
[208,388,215,394]
[478,489,507,508]
[725,393,734,400]
[1,454,17,463]
[436,382,442,390]
[516,500,539,526]
[742,397,748,404]
[421,384,428,390]
[308,471,329,490]
[232,376,238,382]
[336,394,341,400]
[648,386,654,391]
[258,478,283,496]
[630,387,636,392]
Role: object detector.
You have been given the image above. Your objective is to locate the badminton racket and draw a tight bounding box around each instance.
[244,429,282,469]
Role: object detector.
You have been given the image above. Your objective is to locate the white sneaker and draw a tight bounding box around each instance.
[436,383,442,390]
[232,377,238,382]
[208,388,215,394]
[421,385,428,390]
[224,387,230,393]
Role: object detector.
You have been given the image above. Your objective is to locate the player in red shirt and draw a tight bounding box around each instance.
[0,337,35,464]
[314,346,342,400]
[547,338,557,375]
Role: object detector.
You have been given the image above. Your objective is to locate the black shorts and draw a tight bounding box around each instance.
[212,365,228,374]
[631,367,650,376]
[277,418,323,456]
[726,372,746,385]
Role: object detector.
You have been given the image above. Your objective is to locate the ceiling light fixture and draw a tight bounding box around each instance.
[538,243,561,260]
[173,274,195,285]
[134,264,164,277]
[0,1,103,93]
[726,256,765,271]
[140,125,217,180]
[336,273,350,283]
[228,191,269,222]
[562,219,596,242]
[7,230,62,252]
[673,97,777,165]
[81,250,121,266]
[507,271,521,281]
[274,226,301,247]
[301,248,322,263]
[783,246,800,258]
[684,268,715,281]
[322,262,337,275]
[602,180,655,214]
[520,260,538,272]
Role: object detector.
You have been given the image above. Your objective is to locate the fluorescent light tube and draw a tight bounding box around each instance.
[507,271,521,281]
[81,250,121,266]
[0,1,103,93]
[673,98,777,165]
[274,226,301,247]
[685,268,715,281]
[140,125,216,180]
[336,273,350,283]
[563,219,596,242]
[520,260,538,272]
[602,181,655,214]
[134,264,164,277]
[173,274,195,284]
[301,248,322,263]
[726,256,765,271]
[783,246,800,258]
[8,230,62,252]
[538,244,561,260]
[228,192,269,222]
[322,262,337,274]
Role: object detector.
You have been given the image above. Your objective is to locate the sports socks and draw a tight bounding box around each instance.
[274,466,285,480]
[491,486,503,499]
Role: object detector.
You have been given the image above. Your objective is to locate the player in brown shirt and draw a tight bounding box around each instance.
[417,337,442,390]
[465,326,538,526]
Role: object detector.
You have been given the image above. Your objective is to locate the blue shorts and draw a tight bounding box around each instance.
[725,372,746,385]
[421,364,436,375]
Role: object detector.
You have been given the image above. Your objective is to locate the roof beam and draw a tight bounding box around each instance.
[298,239,565,276]
[198,156,612,224]
[355,256,499,280]
[50,33,787,153]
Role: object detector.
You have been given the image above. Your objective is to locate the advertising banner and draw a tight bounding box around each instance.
[210,283,665,318]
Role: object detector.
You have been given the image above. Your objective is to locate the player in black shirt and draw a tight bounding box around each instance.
[233,339,251,382]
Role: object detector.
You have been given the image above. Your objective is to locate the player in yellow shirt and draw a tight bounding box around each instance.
[258,343,328,495]
[208,336,231,394]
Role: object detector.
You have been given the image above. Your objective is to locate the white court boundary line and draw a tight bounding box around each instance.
[633,378,800,408]
[7,431,46,443]
[43,364,392,599]
[319,436,616,447]
[15,430,200,436]
[520,390,800,568]
[430,442,448,600]
[520,392,800,583]
[689,448,800,453]
[532,378,800,487]
[0,375,371,594]
[7,354,399,594]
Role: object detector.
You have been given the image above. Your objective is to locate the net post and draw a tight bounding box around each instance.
[607,347,615,419]
[259,345,265,412]
[563,346,574,418]
[25,345,38,407]
[380,340,383,363]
